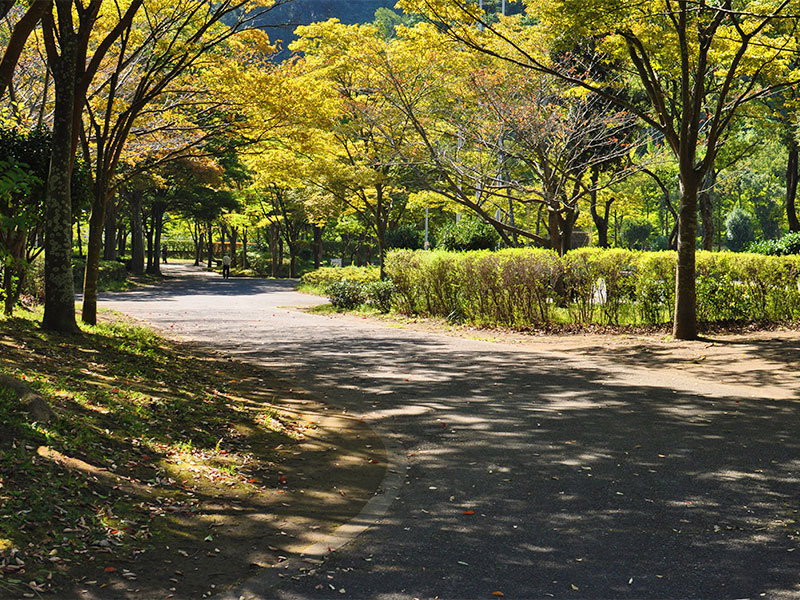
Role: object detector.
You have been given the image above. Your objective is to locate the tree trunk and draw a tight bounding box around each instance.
[81,189,108,325]
[3,233,25,316]
[42,37,79,333]
[144,211,154,274]
[75,219,83,257]
[547,208,562,255]
[289,245,297,278]
[116,221,126,258]
[699,169,715,251]
[673,177,699,340]
[207,226,213,269]
[559,210,577,255]
[130,188,144,275]
[103,194,117,260]
[242,229,248,269]
[313,225,323,269]
[146,202,164,275]
[787,139,800,232]
[589,167,610,248]
[270,224,279,277]
[229,227,238,269]
[590,191,613,249]
[193,221,201,266]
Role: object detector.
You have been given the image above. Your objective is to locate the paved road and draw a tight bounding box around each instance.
[101,264,800,599]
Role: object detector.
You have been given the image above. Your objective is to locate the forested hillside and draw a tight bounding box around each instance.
[256,0,397,53]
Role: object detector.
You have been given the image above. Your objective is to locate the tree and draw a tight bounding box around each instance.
[725,207,756,251]
[77,0,277,325]
[38,0,143,332]
[399,0,800,338]
[0,0,52,99]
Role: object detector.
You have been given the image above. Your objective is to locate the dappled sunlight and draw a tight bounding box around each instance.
[99,275,800,598]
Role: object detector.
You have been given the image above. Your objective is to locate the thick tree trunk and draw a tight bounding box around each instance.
[590,190,612,249]
[130,188,144,275]
[787,139,800,232]
[559,210,577,255]
[42,41,79,333]
[673,177,699,340]
[547,208,562,255]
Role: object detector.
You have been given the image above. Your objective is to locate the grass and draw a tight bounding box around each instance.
[0,308,314,598]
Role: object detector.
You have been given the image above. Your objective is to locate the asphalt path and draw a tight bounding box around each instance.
[100,264,800,599]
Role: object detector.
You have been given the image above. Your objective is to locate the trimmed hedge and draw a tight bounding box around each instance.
[384,248,800,328]
[301,265,380,288]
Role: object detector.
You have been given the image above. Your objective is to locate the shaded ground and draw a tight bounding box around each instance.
[0,310,385,599]
[100,263,800,599]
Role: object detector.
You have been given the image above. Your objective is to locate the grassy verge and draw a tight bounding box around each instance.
[0,308,384,598]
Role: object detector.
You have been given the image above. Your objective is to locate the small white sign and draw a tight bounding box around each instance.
[330,258,343,267]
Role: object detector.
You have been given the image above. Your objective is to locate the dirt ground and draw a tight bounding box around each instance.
[357,312,800,400]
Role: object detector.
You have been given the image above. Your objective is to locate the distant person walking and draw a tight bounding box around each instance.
[222,254,231,279]
[161,244,168,264]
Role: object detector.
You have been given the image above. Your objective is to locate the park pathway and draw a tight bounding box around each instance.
[100,263,800,599]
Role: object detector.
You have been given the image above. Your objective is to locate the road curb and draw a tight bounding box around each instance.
[214,416,407,600]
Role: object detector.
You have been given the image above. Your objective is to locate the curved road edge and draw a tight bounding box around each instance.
[214,421,408,600]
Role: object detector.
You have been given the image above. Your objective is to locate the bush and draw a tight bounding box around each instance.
[364,280,396,313]
[72,258,128,289]
[725,208,756,252]
[748,231,800,256]
[635,251,675,324]
[386,225,425,250]
[384,247,800,329]
[620,218,655,250]
[437,217,500,251]
[246,250,272,276]
[326,280,367,310]
[301,265,380,288]
[383,250,424,314]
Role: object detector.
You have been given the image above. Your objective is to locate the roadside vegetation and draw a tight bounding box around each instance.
[0,309,318,598]
[305,247,800,332]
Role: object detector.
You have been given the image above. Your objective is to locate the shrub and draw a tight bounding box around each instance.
[72,258,127,288]
[301,265,379,288]
[385,225,425,250]
[495,248,562,326]
[384,250,424,314]
[383,247,799,329]
[620,218,655,250]
[748,231,800,256]
[725,208,755,252]
[634,251,675,324]
[437,217,500,251]
[246,250,272,276]
[364,280,396,313]
[325,280,366,310]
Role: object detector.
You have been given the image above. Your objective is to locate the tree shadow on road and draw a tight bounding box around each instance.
[233,329,800,599]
